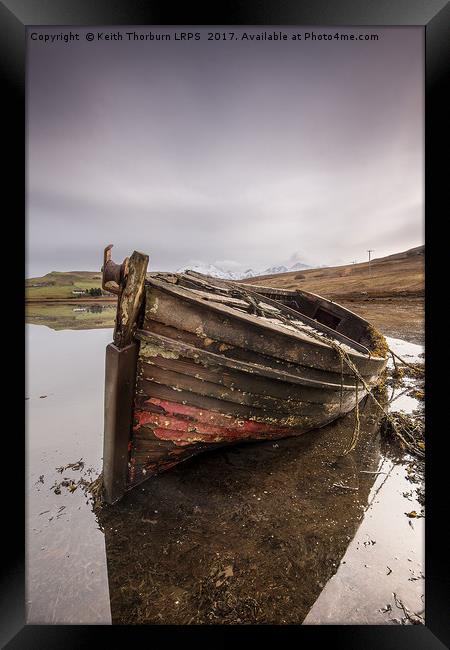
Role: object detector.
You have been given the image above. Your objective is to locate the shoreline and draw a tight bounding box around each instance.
[26,297,117,304]
[25,296,424,344]
[339,296,424,345]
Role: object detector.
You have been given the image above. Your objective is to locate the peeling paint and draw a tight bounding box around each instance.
[133,405,303,445]
[140,342,180,360]
[146,293,159,314]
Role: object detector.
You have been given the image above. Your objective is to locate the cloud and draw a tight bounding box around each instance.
[27,26,423,277]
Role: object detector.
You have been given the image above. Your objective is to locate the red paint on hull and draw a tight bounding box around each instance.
[134,397,301,444]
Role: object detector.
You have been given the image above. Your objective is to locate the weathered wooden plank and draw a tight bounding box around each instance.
[135,329,361,392]
[134,412,312,444]
[135,384,270,419]
[137,365,350,417]
[230,284,372,355]
[137,355,357,406]
[175,272,232,295]
[176,273,375,353]
[137,321,370,386]
[134,384,355,427]
[114,250,149,349]
[128,435,225,487]
[131,398,345,450]
[103,341,139,504]
[143,283,385,376]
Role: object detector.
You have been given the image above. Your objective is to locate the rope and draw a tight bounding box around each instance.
[342,378,360,456]
[329,342,424,458]
[389,349,424,375]
[220,284,423,458]
[238,288,424,458]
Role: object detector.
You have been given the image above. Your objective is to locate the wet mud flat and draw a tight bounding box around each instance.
[339,298,424,345]
[98,394,411,625]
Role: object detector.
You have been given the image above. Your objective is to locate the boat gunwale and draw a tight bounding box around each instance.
[145,276,386,363]
[135,329,370,392]
[176,270,376,335]
[245,282,374,325]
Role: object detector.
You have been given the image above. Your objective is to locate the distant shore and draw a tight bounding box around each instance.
[26,247,424,343]
[243,247,424,344]
[26,297,117,304]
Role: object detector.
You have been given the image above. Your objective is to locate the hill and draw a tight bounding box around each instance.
[242,246,424,343]
[25,271,114,301]
[241,246,424,301]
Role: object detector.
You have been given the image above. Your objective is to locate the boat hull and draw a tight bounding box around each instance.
[102,259,388,503]
[125,281,386,491]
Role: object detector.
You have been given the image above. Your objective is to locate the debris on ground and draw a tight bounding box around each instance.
[49,460,105,520]
[380,410,424,458]
[405,510,424,519]
[392,592,425,625]
[56,459,85,473]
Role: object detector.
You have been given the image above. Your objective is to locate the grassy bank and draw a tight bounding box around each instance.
[242,246,424,302]
[26,271,109,301]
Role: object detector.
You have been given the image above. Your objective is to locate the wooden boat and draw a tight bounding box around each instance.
[101,246,388,504]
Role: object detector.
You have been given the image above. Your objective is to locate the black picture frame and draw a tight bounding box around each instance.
[4,1,448,647]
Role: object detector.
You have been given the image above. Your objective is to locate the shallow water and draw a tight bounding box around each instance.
[26,325,112,623]
[304,457,424,624]
[305,336,425,624]
[25,321,424,624]
[385,337,424,415]
[385,336,424,366]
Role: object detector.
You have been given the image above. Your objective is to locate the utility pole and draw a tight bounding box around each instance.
[367,249,374,276]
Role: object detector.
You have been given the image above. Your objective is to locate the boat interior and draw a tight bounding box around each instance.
[146,271,384,358]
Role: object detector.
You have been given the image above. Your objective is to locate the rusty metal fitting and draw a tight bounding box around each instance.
[102,244,129,295]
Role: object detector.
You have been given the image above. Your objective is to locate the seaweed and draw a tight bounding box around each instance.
[366,324,389,358]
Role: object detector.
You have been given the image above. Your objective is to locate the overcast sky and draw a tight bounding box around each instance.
[27,26,423,277]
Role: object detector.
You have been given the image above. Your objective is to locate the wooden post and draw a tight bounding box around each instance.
[103,341,139,503]
[103,249,149,504]
[114,250,150,349]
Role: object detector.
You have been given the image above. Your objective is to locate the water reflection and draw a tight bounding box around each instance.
[304,457,424,625]
[26,324,112,624]
[25,301,116,330]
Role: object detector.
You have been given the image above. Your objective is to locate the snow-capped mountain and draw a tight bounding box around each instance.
[176,260,312,280]
[239,269,259,279]
[176,263,240,280]
[290,261,310,271]
[262,265,289,275]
